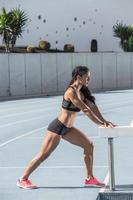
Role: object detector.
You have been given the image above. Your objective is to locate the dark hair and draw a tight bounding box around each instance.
[68,66,95,104]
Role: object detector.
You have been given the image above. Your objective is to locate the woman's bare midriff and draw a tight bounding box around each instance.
[58,108,78,128]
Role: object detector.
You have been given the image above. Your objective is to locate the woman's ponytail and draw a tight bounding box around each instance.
[81,85,95,104]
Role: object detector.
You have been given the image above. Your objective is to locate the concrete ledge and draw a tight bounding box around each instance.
[0,52,133,98]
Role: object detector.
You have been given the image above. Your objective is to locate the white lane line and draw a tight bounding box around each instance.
[0,100,58,109]
[0,106,59,119]
[21,136,100,139]
[0,165,108,169]
[0,114,51,128]
[1,95,132,120]
[0,96,132,126]
[0,123,100,147]
[0,111,83,128]
[0,126,47,148]
[99,171,109,193]
[0,100,60,111]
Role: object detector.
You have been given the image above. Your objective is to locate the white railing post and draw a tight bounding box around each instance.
[108,138,115,191]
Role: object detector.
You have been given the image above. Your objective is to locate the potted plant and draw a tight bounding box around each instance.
[64,44,75,52]
[39,40,51,51]
[90,39,98,52]
[27,45,36,53]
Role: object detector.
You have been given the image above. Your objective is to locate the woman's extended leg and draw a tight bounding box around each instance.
[22,131,61,179]
[62,127,94,179]
[17,131,61,189]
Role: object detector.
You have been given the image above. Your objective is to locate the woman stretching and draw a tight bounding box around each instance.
[17,66,116,189]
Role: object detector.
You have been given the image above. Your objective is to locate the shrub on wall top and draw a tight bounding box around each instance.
[0,7,28,52]
[113,22,133,52]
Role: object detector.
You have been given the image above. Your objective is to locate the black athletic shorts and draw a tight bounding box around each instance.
[47,118,71,136]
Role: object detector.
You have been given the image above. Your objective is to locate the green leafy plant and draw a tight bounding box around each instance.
[9,8,28,51]
[0,7,28,52]
[113,22,133,51]
[0,8,12,52]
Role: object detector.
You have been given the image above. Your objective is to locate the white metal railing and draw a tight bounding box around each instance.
[99,121,133,191]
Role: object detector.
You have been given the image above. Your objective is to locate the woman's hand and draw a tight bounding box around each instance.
[101,120,117,128]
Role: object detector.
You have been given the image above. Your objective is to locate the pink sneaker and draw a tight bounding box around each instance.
[84,177,105,188]
[16,178,38,189]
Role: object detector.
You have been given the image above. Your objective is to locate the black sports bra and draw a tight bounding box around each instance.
[62,86,82,112]
[62,98,81,112]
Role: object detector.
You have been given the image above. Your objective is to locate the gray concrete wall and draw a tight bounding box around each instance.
[9,54,25,96]
[87,53,103,90]
[0,54,9,97]
[0,52,133,99]
[25,54,42,95]
[41,54,57,94]
[116,53,131,89]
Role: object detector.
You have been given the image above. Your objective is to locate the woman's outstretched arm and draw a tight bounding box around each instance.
[85,99,116,127]
[67,88,105,126]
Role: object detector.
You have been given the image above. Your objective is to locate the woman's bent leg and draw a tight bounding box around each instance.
[62,127,105,187]
[62,127,94,178]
